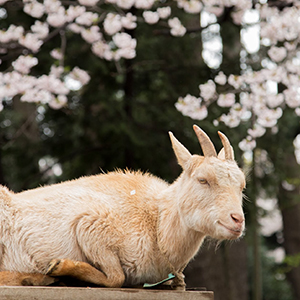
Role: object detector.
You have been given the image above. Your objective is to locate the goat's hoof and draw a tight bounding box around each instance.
[46,259,63,275]
[171,285,186,291]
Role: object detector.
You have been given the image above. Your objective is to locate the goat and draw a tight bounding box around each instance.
[0,125,245,289]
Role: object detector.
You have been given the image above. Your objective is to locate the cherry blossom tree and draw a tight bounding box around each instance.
[0,0,203,109]
[2,0,298,154]
[176,1,300,155]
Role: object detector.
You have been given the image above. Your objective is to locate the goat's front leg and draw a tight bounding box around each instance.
[170,271,186,290]
[46,258,125,288]
[163,263,187,290]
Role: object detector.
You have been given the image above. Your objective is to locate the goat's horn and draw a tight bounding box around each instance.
[193,125,217,157]
[218,131,234,160]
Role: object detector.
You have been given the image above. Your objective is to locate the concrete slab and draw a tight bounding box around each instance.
[0,286,214,300]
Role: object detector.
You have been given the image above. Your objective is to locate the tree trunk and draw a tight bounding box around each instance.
[185,239,249,300]
[219,7,242,76]
[123,57,134,168]
[278,152,300,300]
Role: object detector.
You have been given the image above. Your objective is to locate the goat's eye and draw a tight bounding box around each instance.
[199,179,208,185]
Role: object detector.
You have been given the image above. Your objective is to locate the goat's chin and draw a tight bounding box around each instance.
[215,221,244,240]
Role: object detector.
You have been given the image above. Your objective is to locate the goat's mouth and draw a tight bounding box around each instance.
[218,221,243,237]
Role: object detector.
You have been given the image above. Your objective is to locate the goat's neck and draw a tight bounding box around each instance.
[157,180,206,271]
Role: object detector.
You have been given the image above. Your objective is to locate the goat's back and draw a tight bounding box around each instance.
[0,170,169,275]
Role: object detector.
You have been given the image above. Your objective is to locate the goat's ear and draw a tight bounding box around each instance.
[169,132,192,169]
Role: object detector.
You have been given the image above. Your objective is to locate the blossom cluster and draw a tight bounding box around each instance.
[2,0,300,159]
[0,0,219,108]
[176,0,300,154]
[175,94,208,120]
[1,55,90,109]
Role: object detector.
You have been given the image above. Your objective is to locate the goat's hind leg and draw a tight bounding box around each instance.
[46,258,125,288]
[0,271,57,286]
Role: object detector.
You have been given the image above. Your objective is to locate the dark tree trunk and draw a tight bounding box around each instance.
[219,7,242,76]
[278,152,300,300]
[123,57,134,168]
[185,239,249,300]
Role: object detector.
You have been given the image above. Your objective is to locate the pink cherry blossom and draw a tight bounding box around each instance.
[217,93,235,107]
[78,0,99,6]
[178,0,203,14]
[49,95,68,109]
[227,74,243,89]
[220,113,241,128]
[116,0,135,9]
[265,93,284,108]
[69,67,91,86]
[47,12,67,28]
[24,1,45,18]
[112,33,137,59]
[115,48,136,60]
[36,75,69,95]
[12,55,38,74]
[121,13,137,30]
[81,26,102,43]
[50,65,64,77]
[257,108,283,128]
[44,0,62,14]
[199,80,216,101]
[248,125,266,139]
[31,21,49,39]
[0,25,24,43]
[76,12,99,26]
[67,23,83,34]
[143,11,160,24]
[239,137,256,152]
[214,71,227,85]
[103,13,122,36]
[112,32,136,49]
[66,6,86,22]
[19,33,43,52]
[268,46,287,62]
[92,40,113,60]
[135,0,155,9]
[21,87,54,103]
[175,94,208,120]
[168,18,186,37]
[50,49,63,60]
[157,7,171,19]
[284,88,300,108]
[14,74,36,94]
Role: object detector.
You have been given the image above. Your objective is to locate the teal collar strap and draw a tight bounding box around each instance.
[143,273,175,288]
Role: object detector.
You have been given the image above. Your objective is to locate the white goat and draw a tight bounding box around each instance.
[0,125,245,288]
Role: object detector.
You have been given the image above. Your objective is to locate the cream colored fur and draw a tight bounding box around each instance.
[0,125,245,288]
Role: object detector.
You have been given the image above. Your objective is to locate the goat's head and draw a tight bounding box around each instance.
[169,125,245,240]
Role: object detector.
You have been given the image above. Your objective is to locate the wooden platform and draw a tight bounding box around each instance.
[0,286,214,300]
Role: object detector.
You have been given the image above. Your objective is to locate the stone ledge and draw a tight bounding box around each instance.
[0,286,214,300]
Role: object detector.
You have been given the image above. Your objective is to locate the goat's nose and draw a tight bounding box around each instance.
[231,213,244,224]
